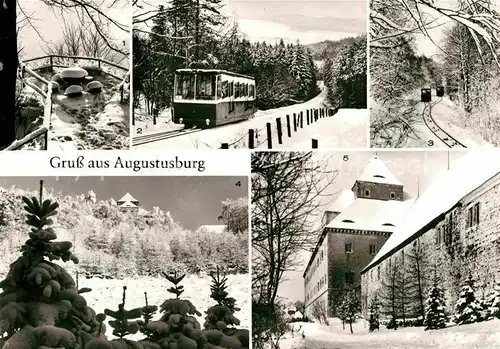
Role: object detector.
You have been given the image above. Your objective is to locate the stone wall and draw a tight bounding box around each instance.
[353,182,404,201]
[327,230,391,316]
[361,174,500,319]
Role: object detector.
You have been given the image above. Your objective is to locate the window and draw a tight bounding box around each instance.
[221,80,229,98]
[235,82,240,98]
[345,243,353,253]
[369,244,376,255]
[382,223,395,227]
[373,175,385,178]
[345,272,354,283]
[365,189,370,197]
[435,227,441,245]
[229,81,234,97]
[196,74,216,100]
[390,192,396,199]
[176,74,195,99]
[467,203,480,227]
[342,219,355,223]
[377,266,380,280]
[249,84,255,98]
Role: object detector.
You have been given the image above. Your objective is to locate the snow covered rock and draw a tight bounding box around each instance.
[64,85,83,97]
[87,81,103,93]
[51,73,64,84]
[60,66,88,80]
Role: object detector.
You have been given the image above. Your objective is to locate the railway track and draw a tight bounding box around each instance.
[132,128,202,146]
[422,98,467,148]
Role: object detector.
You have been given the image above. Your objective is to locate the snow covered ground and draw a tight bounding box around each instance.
[372,90,491,148]
[279,318,500,349]
[133,90,368,149]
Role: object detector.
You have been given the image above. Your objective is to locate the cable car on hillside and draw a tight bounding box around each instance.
[173,69,257,128]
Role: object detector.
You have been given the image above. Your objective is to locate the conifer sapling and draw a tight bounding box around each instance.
[424,282,447,330]
[0,192,103,349]
[453,278,483,325]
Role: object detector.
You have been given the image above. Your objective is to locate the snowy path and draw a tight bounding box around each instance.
[133,90,368,149]
[281,319,500,349]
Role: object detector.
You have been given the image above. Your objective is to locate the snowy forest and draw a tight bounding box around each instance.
[132,0,367,116]
[370,0,500,148]
[0,183,250,348]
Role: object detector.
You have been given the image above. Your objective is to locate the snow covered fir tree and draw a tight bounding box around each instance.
[424,282,448,330]
[132,0,367,149]
[453,278,483,325]
[0,179,250,348]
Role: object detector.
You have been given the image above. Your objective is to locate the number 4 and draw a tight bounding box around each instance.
[235,181,242,187]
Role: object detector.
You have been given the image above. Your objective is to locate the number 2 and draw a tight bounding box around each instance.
[137,128,143,134]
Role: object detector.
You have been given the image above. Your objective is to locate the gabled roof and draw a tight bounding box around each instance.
[362,149,500,273]
[355,156,403,186]
[325,197,415,233]
[325,189,355,213]
[119,201,138,208]
[117,192,138,203]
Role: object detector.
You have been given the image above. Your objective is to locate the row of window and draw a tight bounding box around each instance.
[305,273,328,303]
[305,249,325,285]
[175,74,255,100]
[345,243,377,255]
[359,188,396,199]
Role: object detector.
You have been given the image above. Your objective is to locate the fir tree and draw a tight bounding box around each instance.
[453,278,483,325]
[138,272,206,349]
[486,282,500,319]
[337,291,360,334]
[137,292,158,339]
[0,185,103,349]
[424,282,447,330]
[203,267,249,348]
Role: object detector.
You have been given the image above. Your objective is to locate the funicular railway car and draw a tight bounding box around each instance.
[173,69,257,128]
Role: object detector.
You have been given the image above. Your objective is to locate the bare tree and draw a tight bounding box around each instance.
[0,0,129,149]
[45,17,124,63]
[251,151,337,306]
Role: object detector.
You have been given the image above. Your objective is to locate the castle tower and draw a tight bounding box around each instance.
[303,155,415,318]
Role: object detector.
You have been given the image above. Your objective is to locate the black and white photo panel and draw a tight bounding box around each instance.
[0,176,250,348]
[0,0,131,151]
[132,0,368,150]
[370,0,500,148]
[251,149,500,349]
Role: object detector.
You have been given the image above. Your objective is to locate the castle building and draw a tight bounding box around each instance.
[303,156,415,318]
[360,150,500,319]
[117,192,140,213]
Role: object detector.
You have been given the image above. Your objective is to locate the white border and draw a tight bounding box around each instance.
[0,150,251,176]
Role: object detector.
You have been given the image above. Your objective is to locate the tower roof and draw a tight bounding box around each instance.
[355,156,403,186]
[325,189,355,213]
[117,192,138,203]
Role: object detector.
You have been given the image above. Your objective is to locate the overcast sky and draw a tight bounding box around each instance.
[0,176,248,230]
[227,0,366,44]
[276,150,467,303]
[18,0,130,58]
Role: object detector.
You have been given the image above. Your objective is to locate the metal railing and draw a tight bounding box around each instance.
[4,55,129,150]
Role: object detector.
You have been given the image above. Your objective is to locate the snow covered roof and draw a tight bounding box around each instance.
[119,201,138,208]
[117,192,138,203]
[362,150,500,273]
[325,189,355,213]
[355,156,403,186]
[197,225,227,234]
[175,69,254,80]
[325,197,416,233]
